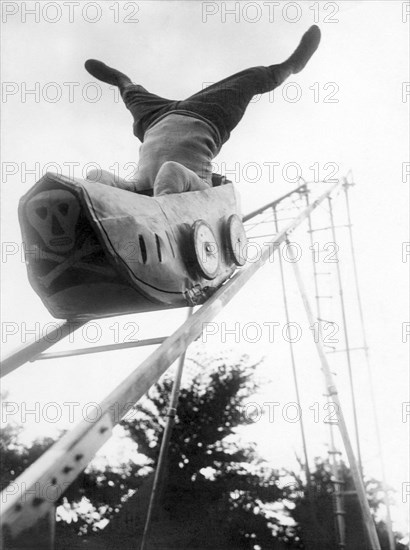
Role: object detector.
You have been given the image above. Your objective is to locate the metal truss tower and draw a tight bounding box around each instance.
[1,180,388,550]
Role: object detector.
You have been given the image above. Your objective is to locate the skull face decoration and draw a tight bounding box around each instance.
[26,190,80,253]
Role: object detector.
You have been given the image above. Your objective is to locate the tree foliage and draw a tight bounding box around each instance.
[1,361,407,550]
[0,357,289,549]
[119,355,287,549]
[283,457,407,550]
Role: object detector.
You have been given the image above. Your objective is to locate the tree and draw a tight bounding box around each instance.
[0,356,290,549]
[117,354,287,549]
[282,457,407,550]
[0,423,54,490]
[2,368,407,550]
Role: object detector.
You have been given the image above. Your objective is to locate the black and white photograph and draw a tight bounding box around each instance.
[1,1,409,548]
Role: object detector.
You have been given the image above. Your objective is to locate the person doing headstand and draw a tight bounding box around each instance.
[85,25,321,196]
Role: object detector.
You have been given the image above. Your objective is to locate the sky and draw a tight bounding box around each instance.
[1,0,409,536]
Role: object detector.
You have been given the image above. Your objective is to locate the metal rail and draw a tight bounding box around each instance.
[242,182,307,222]
[327,196,364,475]
[0,181,341,540]
[342,181,395,550]
[304,189,346,549]
[34,337,168,360]
[273,206,312,494]
[287,239,381,550]
[0,321,85,378]
[0,183,307,378]
[140,308,193,550]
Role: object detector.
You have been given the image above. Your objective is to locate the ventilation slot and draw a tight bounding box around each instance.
[155,234,162,262]
[139,235,147,264]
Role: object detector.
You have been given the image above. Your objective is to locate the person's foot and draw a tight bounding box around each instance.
[285,25,321,73]
[84,59,133,88]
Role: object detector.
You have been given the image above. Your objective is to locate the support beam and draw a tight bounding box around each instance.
[0,321,85,378]
[243,183,307,221]
[0,181,341,540]
[140,308,193,550]
[35,337,167,361]
[1,183,307,377]
[343,182,396,550]
[327,196,363,475]
[303,189,346,548]
[273,207,312,494]
[288,239,381,550]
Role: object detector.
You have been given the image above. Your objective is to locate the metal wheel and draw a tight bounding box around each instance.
[226,214,247,266]
[191,220,219,279]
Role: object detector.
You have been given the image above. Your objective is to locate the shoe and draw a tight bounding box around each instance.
[285,25,321,73]
[84,59,132,88]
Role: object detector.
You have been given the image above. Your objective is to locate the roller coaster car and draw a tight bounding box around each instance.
[18,173,247,320]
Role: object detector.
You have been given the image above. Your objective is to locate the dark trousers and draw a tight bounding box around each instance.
[122,63,293,145]
[87,63,294,193]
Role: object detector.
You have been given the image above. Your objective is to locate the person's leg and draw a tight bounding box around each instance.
[84,25,320,145]
[85,60,177,142]
[178,25,321,143]
[153,161,210,196]
[121,86,178,142]
[179,65,292,144]
[84,24,320,156]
